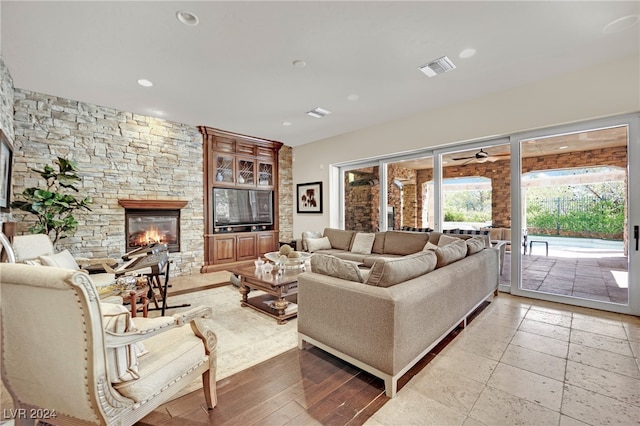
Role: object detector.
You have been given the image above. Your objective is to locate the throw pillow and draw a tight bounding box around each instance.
[306,236,332,252]
[323,228,355,251]
[366,251,437,288]
[310,254,364,283]
[423,241,439,251]
[437,234,460,247]
[435,239,467,268]
[466,236,486,255]
[301,231,323,252]
[38,249,80,270]
[350,232,376,255]
[100,303,143,383]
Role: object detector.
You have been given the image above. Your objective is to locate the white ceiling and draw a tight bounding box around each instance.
[1,1,639,147]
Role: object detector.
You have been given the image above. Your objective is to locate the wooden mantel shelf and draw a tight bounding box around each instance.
[118,200,188,210]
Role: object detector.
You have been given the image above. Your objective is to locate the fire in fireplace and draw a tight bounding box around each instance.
[125,209,180,253]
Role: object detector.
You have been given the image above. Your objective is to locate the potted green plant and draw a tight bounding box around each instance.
[11,157,92,244]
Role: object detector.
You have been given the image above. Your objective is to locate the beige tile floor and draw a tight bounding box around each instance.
[500,254,628,304]
[366,293,640,426]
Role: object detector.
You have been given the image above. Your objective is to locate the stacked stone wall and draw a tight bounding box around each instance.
[0,56,15,224]
[278,145,293,243]
[11,89,204,275]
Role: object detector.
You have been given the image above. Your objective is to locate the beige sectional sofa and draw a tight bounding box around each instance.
[303,228,438,267]
[297,229,499,397]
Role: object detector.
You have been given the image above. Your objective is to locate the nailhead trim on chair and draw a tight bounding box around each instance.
[138,358,208,406]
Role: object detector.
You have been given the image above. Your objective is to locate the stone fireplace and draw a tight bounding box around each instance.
[119,200,188,253]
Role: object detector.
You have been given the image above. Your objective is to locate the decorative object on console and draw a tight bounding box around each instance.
[10,156,92,244]
[0,129,13,211]
[296,181,323,214]
[264,251,311,269]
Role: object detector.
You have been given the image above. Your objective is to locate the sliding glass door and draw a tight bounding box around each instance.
[511,115,639,315]
[383,155,435,231]
[337,114,639,314]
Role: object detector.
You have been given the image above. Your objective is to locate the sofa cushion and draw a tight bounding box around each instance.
[466,236,486,255]
[351,232,376,255]
[365,251,437,288]
[323,228,356,251]
[437,234,461,247]
[113,325,205,403]
[371,232,386,254]
[423,241,439,251]
[310,254,364,283]
[435,239,468,268]
[38,249,80,270]
[306,236,332,252]
[383,231,430,255]
[361,254,404,268]
[301,231,323,252]
[332,251,368,263]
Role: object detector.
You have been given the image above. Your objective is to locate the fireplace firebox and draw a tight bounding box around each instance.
[119,200,188,254]
[125,209,180,253]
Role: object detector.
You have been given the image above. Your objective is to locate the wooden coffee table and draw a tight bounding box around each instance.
[230,265,305,324]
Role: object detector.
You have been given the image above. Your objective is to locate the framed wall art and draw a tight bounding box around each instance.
[296,181,322,214]
[0,129,13,211]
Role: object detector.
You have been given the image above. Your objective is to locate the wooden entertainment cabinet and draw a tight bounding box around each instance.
[199,126,283,273]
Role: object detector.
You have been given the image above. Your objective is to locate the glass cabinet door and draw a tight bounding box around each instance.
[215,154,235,184]
[257,161,274,187]
[236,157,255,186]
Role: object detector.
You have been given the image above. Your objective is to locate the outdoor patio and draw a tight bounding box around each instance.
[499,236,628,305]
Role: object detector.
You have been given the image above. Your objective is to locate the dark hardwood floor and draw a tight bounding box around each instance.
[138,302,489,426]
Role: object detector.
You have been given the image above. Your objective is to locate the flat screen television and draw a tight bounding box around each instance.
[213,188,273,227]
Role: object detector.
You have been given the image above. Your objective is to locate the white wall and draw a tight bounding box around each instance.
[292,54,640,237]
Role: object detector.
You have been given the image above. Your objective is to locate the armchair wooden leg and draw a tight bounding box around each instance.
[202,368,217,409]
[190,319,218,410]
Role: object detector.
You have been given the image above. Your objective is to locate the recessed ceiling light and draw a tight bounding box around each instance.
[603,15,639,34]
[137,79,153,87]
[292,60,307,68]
[558,146,569,150]
[347,94,359,101]
[281,121,292,126]
[176,11,199,26]
[418,56,456,77]
[306,107,331,118]
[459,48,476,59]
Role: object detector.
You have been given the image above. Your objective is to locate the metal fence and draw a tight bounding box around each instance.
[527,195,624,237]
[529,196,623,215]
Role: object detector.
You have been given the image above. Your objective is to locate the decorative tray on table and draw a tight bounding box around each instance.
[263,251,311,269]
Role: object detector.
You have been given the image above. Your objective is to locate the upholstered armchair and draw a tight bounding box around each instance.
[10,234,117,287]
[0,263,217,425]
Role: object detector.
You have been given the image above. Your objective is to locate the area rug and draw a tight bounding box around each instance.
[151,285,298,399]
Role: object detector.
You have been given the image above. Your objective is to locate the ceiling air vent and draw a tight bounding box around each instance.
[418,56,456,77]
[306,107,332,118]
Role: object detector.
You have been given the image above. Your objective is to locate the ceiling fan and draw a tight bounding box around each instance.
[451,149,510,163]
